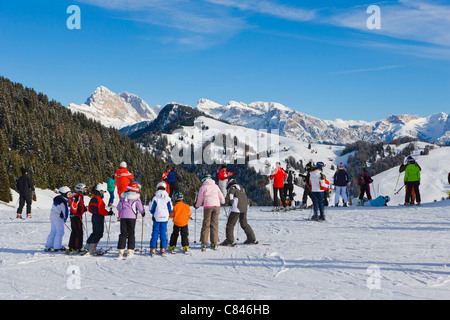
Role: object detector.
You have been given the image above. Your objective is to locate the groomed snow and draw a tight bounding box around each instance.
[1,189,450,300]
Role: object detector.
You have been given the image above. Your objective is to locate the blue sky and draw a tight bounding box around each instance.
[0,0,449,121]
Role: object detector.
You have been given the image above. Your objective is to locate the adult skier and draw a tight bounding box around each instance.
[67,183,88,254]
[404,156,421,206]
[161,166,171,195]
[284,164,295,206]
[195,174,225,251]
[310,162,329,221]
[106,175,117,206]
[221,179,257,246]
[116,182,145,259]
[399,156,421,205]
[299,162,313,209]
[167,166,180,198]
[86,184,114,255]
[270,162,287,211]
[45,187,71,252]
[217,164,235,197]
[358,168,373,205]
[114,162,134,199]
[15,167,35,218]
[333,163,349,207]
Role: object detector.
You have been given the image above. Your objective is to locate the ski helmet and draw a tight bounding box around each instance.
[226,179,236,190]
[316,162,325,170]
[58,186,71,196]
[94,184,107,193]
[127,182,140,193]
[384,196,390,203]
[75,183,87,194]
[202,174,212,182]
[406,156,415,162]
[120,161,127,168]
[173,191,183,202]
[156,182,167,190]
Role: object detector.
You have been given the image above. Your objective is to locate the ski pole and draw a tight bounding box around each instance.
[64,222,72,232]
[394,184,405,195]
[194,207,197,244]
[141,214,144,253]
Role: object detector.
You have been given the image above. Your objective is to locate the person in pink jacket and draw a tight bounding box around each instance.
[195,174,225,251]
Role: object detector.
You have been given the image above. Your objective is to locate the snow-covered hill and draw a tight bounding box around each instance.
[197,99,450,145]
[1,187,450,300]
[164,115,450,206]
[68,86,160,129]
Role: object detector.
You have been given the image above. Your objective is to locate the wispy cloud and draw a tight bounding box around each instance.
[328,65,404,76]
[75,0,248,48]
[205,0,318,22]
[324,0,450,48]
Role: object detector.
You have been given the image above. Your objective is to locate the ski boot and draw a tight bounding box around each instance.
[126,249,134,258]
[201,242,207,252]
[211,242,218,250]
[182,246,190,254]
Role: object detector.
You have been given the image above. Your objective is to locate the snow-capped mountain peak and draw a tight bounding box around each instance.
[68,86,160,129]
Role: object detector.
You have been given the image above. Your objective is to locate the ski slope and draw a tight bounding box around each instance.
[1,188,450,301]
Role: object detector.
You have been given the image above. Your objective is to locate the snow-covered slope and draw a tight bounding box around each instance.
[68,86,160,129]
[165,115,450,205]
[1,187,450,300]
[196,99,450,145]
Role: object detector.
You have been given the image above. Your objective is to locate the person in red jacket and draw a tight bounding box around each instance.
[67,183,88,254]
[114,162,134,198]
[161,166,171,195]
[270,162,287,210]
[86,184,114,255]
[218,164,235,197]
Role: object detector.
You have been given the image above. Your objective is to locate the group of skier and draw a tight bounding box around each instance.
[43,161,257,257]
[268,154,424,221]
[10,152,428,256]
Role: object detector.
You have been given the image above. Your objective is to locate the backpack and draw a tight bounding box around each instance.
[167,171,176,184]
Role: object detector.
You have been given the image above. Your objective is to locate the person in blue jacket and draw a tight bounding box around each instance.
[45,187,71,252]
[363,195,390,207]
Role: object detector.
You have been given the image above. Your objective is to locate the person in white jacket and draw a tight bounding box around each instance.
[149,182,173,255]
[309,162,329,221]
[45,187,71,252]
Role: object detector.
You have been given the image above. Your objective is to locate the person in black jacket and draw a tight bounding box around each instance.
[16,167,35,218]
[284,164,295,205]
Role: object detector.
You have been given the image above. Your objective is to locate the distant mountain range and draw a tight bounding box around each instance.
[68,86,450,145]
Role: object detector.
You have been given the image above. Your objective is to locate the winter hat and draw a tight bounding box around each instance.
[339,163,345,169]
[127,182,140,193]
[21,167,28,175]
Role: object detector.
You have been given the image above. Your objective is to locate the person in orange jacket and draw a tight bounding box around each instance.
[114,162,134,198]
[168,191,192,253]
[270,162,287,210]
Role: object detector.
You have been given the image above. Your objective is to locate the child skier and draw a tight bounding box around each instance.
[45,187,71,252]
[149,182,173,255]
[116,182,145,259]
[86,184,114,255]
[221,179,257,246]
[168,191,192,254]
[67,183,88,254]
[310,162,329,221]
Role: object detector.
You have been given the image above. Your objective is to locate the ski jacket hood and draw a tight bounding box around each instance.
[149,190,172,222]
[118,192,145,219]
